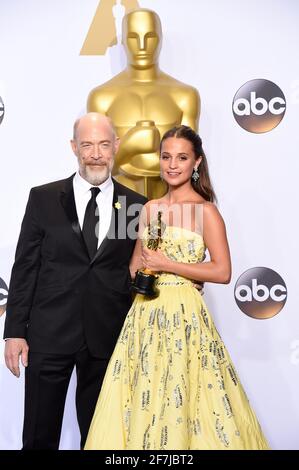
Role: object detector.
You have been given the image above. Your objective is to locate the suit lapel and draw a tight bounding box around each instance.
[60,174,89,256]
[60,176,127,264]
[91,179,122,265]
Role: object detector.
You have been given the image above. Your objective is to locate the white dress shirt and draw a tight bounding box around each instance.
[73,171,114,249]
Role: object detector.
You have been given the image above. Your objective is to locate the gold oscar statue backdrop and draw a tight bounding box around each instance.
[87,8,200,198]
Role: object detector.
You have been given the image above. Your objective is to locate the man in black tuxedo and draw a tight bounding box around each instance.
[3,113,147,449]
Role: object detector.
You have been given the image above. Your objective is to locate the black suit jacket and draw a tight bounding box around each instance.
[4,175,147,358]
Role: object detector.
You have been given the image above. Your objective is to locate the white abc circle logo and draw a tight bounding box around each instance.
[232,79,286,133]
[235,279,287,302]
[234,267,287,319]
[234,92,285,117]
[0,277,8,317]
[0,96,4,125]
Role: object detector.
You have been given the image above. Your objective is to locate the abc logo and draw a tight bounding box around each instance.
[234,267,287,319]
[0,277,9,317]
[232,79,286,133]
[0,96,4,125]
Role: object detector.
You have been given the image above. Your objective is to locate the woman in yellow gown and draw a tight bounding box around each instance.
[85,126,269,450]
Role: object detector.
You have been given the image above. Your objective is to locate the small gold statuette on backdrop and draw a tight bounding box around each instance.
[132,211,164,297]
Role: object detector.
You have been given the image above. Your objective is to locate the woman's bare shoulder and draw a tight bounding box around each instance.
[202,201,225,227]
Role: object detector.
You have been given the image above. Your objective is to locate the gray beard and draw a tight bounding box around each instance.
[80,165,110,186]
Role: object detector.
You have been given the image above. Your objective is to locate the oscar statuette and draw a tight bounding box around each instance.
[132,211,164,297]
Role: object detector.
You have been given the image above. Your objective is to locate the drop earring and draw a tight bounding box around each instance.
[192,167,199,182]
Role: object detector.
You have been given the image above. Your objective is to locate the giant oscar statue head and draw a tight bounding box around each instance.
[123,8,162,70]
[87,8,200,198]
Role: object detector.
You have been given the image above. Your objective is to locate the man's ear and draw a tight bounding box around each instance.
[114,137,120,154]
[70,139,78,156]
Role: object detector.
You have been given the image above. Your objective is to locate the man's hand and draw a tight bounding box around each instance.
[193,281,204,295]
[4,338,29,378]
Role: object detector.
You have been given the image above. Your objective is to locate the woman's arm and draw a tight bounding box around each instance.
[142,203,231,284]
[129,238,143,280]
[129,200,152,280]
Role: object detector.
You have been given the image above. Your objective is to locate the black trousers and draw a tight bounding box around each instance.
[22,347,108,450]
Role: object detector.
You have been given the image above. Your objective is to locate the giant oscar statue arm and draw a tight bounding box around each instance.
[87,8,200,198]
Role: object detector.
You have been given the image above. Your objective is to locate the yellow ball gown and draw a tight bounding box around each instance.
[85,226,269,450]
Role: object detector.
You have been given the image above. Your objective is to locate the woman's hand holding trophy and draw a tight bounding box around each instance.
[132,211,168,297]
